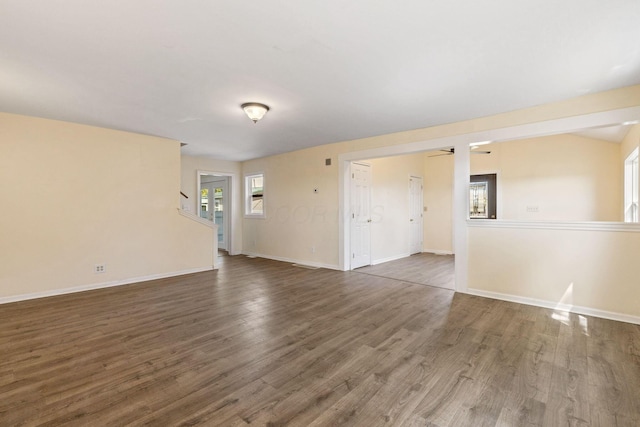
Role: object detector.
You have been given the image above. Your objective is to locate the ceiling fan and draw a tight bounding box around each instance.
[429,147,491,157]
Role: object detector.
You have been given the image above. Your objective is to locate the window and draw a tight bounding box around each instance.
[470,174,497,219]
[245,173,265,217]
[200,187,210,218]
[470,181,488,218]
[625,148,639,222]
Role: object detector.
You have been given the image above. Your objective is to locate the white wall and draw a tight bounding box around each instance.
[181,155,242,254]
[366,153,424,263]
[0,113,215,301]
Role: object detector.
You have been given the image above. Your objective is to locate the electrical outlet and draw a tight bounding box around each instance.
[526,206,539,213]
[94,264,106,274]
[311,246,316,253]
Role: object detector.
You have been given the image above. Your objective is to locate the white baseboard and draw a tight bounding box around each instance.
[423,249,454,255]
[371,253,411,266]
[466,288,640,325]
[0,267,215,305]
[242,252,340,271]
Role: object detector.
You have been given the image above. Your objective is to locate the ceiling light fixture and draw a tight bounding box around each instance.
[241,102,269,123]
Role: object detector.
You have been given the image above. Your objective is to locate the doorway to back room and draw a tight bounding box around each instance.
[199,174,231,251]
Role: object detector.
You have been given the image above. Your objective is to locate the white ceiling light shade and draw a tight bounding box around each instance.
[242,102,270,123]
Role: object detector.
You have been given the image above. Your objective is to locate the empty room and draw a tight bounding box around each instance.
[1,1,640,426]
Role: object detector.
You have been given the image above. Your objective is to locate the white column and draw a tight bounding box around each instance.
[453,142,470,292]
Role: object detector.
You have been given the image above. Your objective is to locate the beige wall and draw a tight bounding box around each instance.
[621,123,640,159]
[366,154,424,263]
[423,133,626,253]
[181,155,243,254]
[424,153,454,253]
[242,145,341,268]
[472,134,623,221]
[0,113,214,300]
[468,225,640,318]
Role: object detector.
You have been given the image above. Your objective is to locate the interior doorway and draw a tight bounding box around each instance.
[409,176,424,254]
[197,172,233,253]
[350,162,372,269]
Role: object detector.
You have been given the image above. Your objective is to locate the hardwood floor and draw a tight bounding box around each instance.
[355,253,455,289]
[1,254,639,426]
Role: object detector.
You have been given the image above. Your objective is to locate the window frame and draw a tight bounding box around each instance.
[624,147,639,223]
[244,172,266,218]
[469,173,497,219]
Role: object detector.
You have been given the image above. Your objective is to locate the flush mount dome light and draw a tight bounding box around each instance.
[241,102,269,123]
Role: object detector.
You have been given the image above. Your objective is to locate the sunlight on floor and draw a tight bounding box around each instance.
[551,282,574,325]
[551,282,589,335]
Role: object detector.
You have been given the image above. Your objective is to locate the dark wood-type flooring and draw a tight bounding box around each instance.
[1,254,639,426]
[356,253,454,289]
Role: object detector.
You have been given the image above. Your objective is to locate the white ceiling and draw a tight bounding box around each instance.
[1,1,639,161]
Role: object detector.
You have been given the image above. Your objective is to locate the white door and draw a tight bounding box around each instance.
[200,183,215,221]
[350,162,371,269]
[200,178,229,250]
[213,179,228,251]
[409,176,424,255]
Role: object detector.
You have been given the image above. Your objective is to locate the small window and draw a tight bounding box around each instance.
[470,181,489,218]
[625,148,639,223]
[470,174,497,219]
[245,173,265,218]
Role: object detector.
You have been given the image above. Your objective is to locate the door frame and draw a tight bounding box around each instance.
[349,161,372,269]
[197,170,235,254]
[409,175,424,255]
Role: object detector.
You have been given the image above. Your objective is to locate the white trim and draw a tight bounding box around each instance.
[409,174,424,255]
[196,169,237,254]
[466,219,640,232]
[453,140,470,292]
[423,249,454,255]
[371,253,411,266]
[466,288,640,325]
[0,267,215,305]
[178,208,216,227]
[339,159,350,270]
[244,172,266,219]
[624,147,639,223]
[242,251,340,270]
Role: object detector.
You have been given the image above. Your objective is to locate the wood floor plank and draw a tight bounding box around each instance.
[1,252,640,426]
[543,317,591,427]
